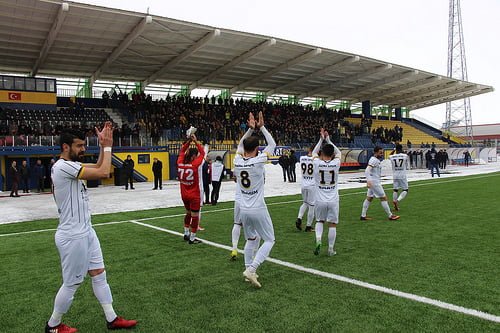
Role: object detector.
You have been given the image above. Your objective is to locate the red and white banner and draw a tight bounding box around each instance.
[8,92,21,100]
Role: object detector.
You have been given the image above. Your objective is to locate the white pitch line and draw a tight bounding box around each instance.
[1,173,498,237]
[131,220,500,324]
[0,220,130,237]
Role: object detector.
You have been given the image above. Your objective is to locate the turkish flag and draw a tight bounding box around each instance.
[8,92,21,100]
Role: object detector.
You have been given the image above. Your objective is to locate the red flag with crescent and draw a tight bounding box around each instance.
[8,92,21,100]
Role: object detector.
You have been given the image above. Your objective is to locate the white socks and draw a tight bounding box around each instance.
[184,227,190,236]
[189,232,197,241]
[48,272,117,327]
[91,271,117,322]
[315,222,324,243]
[244,238,259,267]
[361,199,371,217]
[231,223,242,250]
[48,284,79,327]
[298,203,307,219]
[328,227,337,250]
[381,200,392,217]
[306,205,315,227]
[398,190,408,202]
[250,240,275,271]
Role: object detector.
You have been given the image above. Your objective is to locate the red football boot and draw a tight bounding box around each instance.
[45,322,78,333]
[107,316,138,330]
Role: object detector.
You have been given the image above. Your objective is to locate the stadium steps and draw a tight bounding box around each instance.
[103,108,123,127]
[111,154,148,182]
[370,119,447,145]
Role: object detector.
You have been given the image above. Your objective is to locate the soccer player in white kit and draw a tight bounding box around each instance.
[295,146,316,232]
[46,123,137,333]
[311,129,341,256]
[234,111,276,288]
[389,144,410,211]
[360,146,400,221]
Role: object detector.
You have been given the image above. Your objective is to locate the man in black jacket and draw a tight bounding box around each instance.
[152,157,163,190]
[33,159,46,192]
[288,150,297,182]
[202,159,211,204]
[278,153,289,182]
[9,160,20,197]
[20,159,30,193]
[122,155,135,190]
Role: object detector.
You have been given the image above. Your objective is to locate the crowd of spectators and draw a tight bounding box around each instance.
[111,91,366,146]
[1,92,421,147]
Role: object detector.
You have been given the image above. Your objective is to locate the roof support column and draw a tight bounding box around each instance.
[313,97,326,109]
[76,79,92,98]
[220,89,231,100]
[253,92,266,102]
[176,85,191,97]
[287,95,298,105]
[362,100,371,119]
[395,107,402,121]
[134,82,144,93]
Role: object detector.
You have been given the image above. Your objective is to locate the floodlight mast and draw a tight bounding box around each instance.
[444,0,473,142]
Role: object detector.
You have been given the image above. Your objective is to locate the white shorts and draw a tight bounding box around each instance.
[301,186,316,206]
[55,228,104,286]
[367,183,386,198]
[315,200,339,224]
[393,178,408,190]
[240,207,275,242]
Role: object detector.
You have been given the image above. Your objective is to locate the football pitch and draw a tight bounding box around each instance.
[1,173,499,332]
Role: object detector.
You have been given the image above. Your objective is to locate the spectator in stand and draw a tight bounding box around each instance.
[33,159,46,192]
[20,159,30,193]
[9,160,20,197]
[152,157,163,190]
[122,155,135,190]
[407,139,412,148]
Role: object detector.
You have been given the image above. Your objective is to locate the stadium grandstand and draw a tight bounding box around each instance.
[0,0,495,191]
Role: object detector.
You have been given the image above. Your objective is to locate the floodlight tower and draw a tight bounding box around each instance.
[444,0,473,142]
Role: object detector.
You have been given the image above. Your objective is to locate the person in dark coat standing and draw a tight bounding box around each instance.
[122,155,135,190]
[288,150,297,182]
[10,161,20,197]
[463,151,471,167]
[278,153,289,182]
[33,159,46,192]
[152,157,163,190]
[20,159,30,193]
[202,159,211,204]
[429,148,440,177]
[210,156,224,205]
[442,149,449,169]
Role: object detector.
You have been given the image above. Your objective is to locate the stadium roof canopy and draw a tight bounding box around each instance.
[0,0,494,110]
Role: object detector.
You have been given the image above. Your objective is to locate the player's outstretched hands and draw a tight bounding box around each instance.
[257,111,264,128]
[320,127,326,139]
[96,122,113,147]
[247,112,256,129]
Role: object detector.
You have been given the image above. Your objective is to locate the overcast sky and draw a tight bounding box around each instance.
[76,0,499,126]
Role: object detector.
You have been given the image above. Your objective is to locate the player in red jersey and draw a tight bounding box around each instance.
[177,133,205,244]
